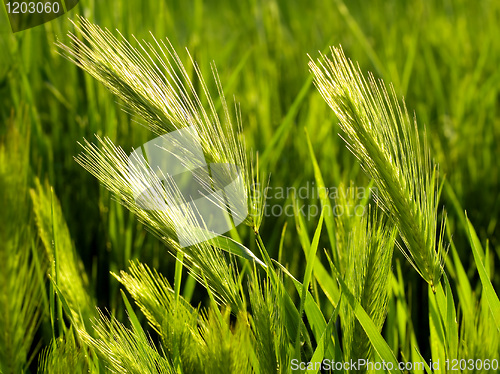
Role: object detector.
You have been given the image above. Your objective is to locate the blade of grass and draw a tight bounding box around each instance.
[174,253,184,301]
[260,73,313,170]
[293,194,340,307]
[413,347,434,374]
[203,231,266,268]
[307,295,342,374]
[443,272,458,359]
[305,128,338,264]
[428,285,446,368]
[294,208,324,360]
[274,261,335,360]
[332,264,403,374]
[260,39,335,170]
[466,216,500,332]
[254,232,304,344]
[121,290,148,342]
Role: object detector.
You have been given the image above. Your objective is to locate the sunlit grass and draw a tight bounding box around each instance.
[0,1,499,373]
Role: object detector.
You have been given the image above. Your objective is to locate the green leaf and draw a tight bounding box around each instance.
[293,195,340,307]
[428,286,446,368]
[312,262,340,309]
[413,346,434,374]
[293,194,312,251]
[295,209,324,359]
[260,74,314,170]
[274,261,335,360]
[174,253,184,301]
[449,230,473,318]
[202,231,266,268]
[307,294,342,374]
[121,290,148,341]
[467,216,500,332]
[332,265,403,374]
[443,273,458,359]
[305,129,337,262]
[254,232,306,349]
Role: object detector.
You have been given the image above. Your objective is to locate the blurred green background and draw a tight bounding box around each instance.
[1,0,499,365]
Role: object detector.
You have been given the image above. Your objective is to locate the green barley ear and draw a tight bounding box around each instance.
[0,118,44,373]
[115,262,255,373]
[341,211,396,371]
[31,178,96,330]
[332,181,370,274]
[310,47,447,290]
[248,276,291,373]
[38,327,95,374]
[73,136,245,310]
[55,17,268,310]
[56,16,259,229]
[112,261,198,336]
[79,309,175,373]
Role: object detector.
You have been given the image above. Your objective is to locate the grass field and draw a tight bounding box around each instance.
[1,0,499,373]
